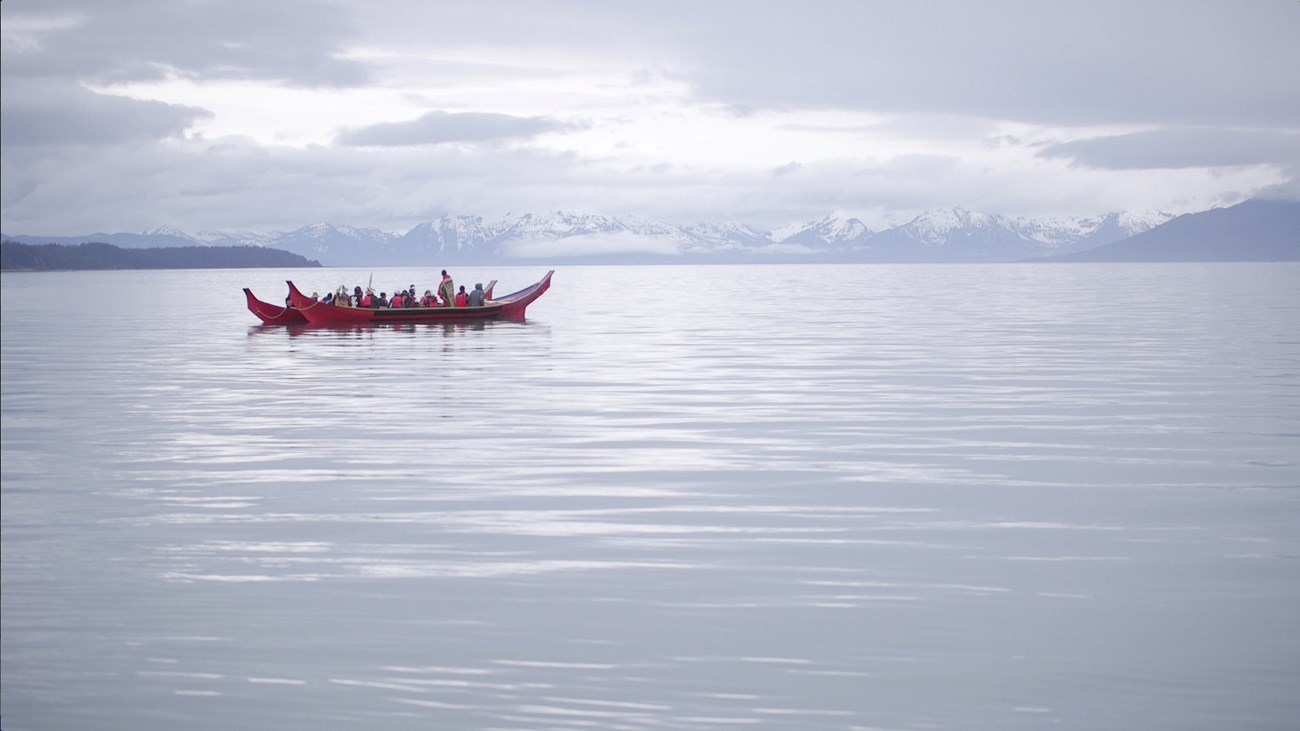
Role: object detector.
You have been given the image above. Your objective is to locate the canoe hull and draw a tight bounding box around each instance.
[244,288,308,325]
[286,271,553,327]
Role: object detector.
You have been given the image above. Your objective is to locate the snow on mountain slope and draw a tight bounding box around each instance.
[7,207,1189,264]
[143,225,200,242]
[852,207,1044,261]
[682,221,772,249]
[498,211,628,239]
[403,215,496,250]
[1012,215,1102,246]
[773,211,873,246]
[194,229,276,246]
[895,207,1014,246]
[1014,211,1175,250]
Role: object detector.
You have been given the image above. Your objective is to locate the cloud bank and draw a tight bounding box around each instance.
[2,0,1297,237]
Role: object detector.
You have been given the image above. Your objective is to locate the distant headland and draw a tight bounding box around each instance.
[0,241,321,271]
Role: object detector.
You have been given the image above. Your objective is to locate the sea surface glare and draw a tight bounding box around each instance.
[2,263,1298,731]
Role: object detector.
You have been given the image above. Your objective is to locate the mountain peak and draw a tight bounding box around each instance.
[502,211,626,238]
[144,225,195,240]
[772,212,873,246]
[911,207,996,229]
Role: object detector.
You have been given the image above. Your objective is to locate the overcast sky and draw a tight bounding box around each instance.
[2,0,1298,235]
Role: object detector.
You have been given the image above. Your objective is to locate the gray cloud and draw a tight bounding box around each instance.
[0,82,211,146]
[2,0,369,87]
[352,1,1300,128]
[336,112,576,147]
[682,1,1300,127]
[1039,128,1300,170]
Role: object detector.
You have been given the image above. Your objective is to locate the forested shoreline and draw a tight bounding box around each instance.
[0,241,321,271]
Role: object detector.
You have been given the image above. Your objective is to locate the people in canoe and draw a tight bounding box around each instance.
[306,274,485,309]
[343,284,427,308]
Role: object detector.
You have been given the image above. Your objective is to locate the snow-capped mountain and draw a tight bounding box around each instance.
[1013,211,1175,254]
[1,205,1213,265]
[487,212,692,260]
[898,208,1016,246]
[268,223,399,266]
[683,221,770,246]
[499,211,628,239]
[1044,200,1299,262]
[618,214,701,244]
[850,207,1042,262]
[772,212,874,249]
[400,215,500,263]
[195,229,275,247]
[677,221,772,256]
[143,225,200,242]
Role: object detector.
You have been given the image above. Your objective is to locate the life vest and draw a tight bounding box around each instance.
[455,292,469,307]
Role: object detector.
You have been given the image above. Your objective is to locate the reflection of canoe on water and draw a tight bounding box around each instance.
[243,288,308,325]
[284,271,553,326]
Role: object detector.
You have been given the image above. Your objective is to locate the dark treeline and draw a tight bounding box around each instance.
[1,241,322,270]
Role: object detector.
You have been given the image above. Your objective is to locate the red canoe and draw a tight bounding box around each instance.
[246,280,501,326]
[286,271,553,326]
[244,288,309,325]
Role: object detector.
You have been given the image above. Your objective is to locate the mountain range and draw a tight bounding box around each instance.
[4,200,1297,266]
[1033,200,1300,262]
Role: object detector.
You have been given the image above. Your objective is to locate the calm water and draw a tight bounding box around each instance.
[2,263,1298,731]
